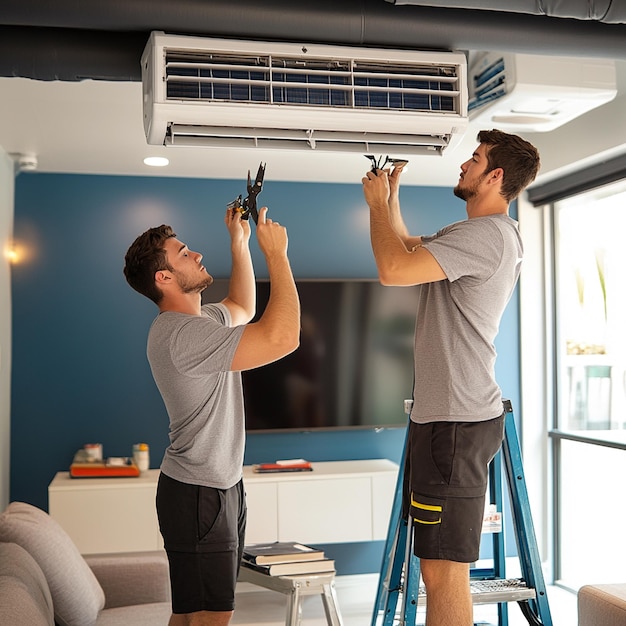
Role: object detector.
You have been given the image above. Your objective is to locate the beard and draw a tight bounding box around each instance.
[453,184,473,201]
[453,180,479,201]
[452,172,488,202]
[173,271,214,294]
[453,172,486,201]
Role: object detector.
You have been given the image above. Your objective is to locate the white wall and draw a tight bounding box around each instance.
[518,196,552,566]
[0,148,14,511]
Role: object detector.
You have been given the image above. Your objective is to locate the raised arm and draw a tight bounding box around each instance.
[221,208,256,326]
[362,168,446,286]
[387,164,422,251]
[230,207,300,371]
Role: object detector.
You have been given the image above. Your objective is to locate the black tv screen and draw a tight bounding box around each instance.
[204,279,417,431]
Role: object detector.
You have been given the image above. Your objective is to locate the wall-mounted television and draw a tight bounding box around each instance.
[204,279,417,432]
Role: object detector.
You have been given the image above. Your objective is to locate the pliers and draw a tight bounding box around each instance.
[365,154,409,175]
[227,162,266,224]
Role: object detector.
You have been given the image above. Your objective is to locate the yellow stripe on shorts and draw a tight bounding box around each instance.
[411,494,442,525]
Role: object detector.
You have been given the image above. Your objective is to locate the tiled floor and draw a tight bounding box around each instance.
[232,573,578,625]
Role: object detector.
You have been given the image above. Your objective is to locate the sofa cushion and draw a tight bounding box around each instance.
[0,542,54,626]
[96,602,173,626]
[0,502,105,626]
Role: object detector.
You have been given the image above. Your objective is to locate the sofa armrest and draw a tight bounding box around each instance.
[578,583,626,626]
[84,551,171,609]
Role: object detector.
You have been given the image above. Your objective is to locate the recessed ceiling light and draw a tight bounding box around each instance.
[143,156,169,167]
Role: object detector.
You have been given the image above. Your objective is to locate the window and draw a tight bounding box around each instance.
[555,182,626,432]
[551,179,626,588]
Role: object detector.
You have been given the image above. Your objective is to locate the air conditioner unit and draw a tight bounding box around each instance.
[469,51,617,132]
[141,32,468,156]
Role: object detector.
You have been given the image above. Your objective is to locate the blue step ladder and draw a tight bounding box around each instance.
[371,399,553,626]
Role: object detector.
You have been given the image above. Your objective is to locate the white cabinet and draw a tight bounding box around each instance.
[48,460,399,554]
[48,469,163,554]
[243,460,399,545]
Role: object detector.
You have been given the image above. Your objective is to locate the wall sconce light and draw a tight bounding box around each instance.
[4,240,31,265]
[4,242,19,264]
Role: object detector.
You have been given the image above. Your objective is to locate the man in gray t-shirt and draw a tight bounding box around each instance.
[124,207,300,626]
[363,130,540,626]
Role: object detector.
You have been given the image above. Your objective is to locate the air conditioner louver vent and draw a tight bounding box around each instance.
[166,124,452,156]
[142,33,468,154]
[164,52,462,115]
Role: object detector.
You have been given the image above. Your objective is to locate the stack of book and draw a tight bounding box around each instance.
[241,541,335,576]
[252,459,313,473]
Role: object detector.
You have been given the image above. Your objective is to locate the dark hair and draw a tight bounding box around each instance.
[123,225,176,304]
[477,129,541,202]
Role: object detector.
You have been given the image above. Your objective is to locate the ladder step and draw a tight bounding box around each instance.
[416,578,536,606]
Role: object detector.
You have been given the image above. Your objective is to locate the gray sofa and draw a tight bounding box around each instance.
[0,501,172,626]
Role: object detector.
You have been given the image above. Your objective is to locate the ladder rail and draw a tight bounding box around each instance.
[501,402,553,625]
[488,449,509,625]
[371,424,407,626]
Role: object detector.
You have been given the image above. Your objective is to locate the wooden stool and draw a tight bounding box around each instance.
[238,565,344,626]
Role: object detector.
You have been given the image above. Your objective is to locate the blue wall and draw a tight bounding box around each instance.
[11,172,521,574]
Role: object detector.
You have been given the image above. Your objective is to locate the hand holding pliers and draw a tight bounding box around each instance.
[227,162,266,224]
[365,154,409,175]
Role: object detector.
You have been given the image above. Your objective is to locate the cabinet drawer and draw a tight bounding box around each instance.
[277,477,372,543]
[49,487,161,553]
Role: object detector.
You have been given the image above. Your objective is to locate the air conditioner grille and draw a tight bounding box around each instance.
[165,51,462,114]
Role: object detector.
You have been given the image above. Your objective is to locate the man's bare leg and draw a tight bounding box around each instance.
[420,558,472,626]
[169,610,233,626]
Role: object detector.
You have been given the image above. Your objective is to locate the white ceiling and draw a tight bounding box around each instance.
[1,58,626,188]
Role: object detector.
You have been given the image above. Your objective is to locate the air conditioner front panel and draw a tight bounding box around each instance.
[468,51,617,132]
[142,32,468,153]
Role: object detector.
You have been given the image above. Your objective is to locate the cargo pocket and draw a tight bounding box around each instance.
[410,492,443,526]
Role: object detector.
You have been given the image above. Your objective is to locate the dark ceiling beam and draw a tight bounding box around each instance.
[1,0,626,81]
[386,0,626,24]
[0,27,145,81]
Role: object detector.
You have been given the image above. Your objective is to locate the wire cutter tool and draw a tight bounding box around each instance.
[227,162,266,224]
[365,154,409,174]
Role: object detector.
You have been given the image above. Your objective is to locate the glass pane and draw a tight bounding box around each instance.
[555,180,626,436]
[558,438,626,588]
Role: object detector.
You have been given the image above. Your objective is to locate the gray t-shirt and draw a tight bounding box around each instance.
[147,303,246,489]
[411,214,523,423]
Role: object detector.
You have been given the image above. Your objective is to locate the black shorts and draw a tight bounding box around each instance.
[156,472,247,614]
[403,413,505,563]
